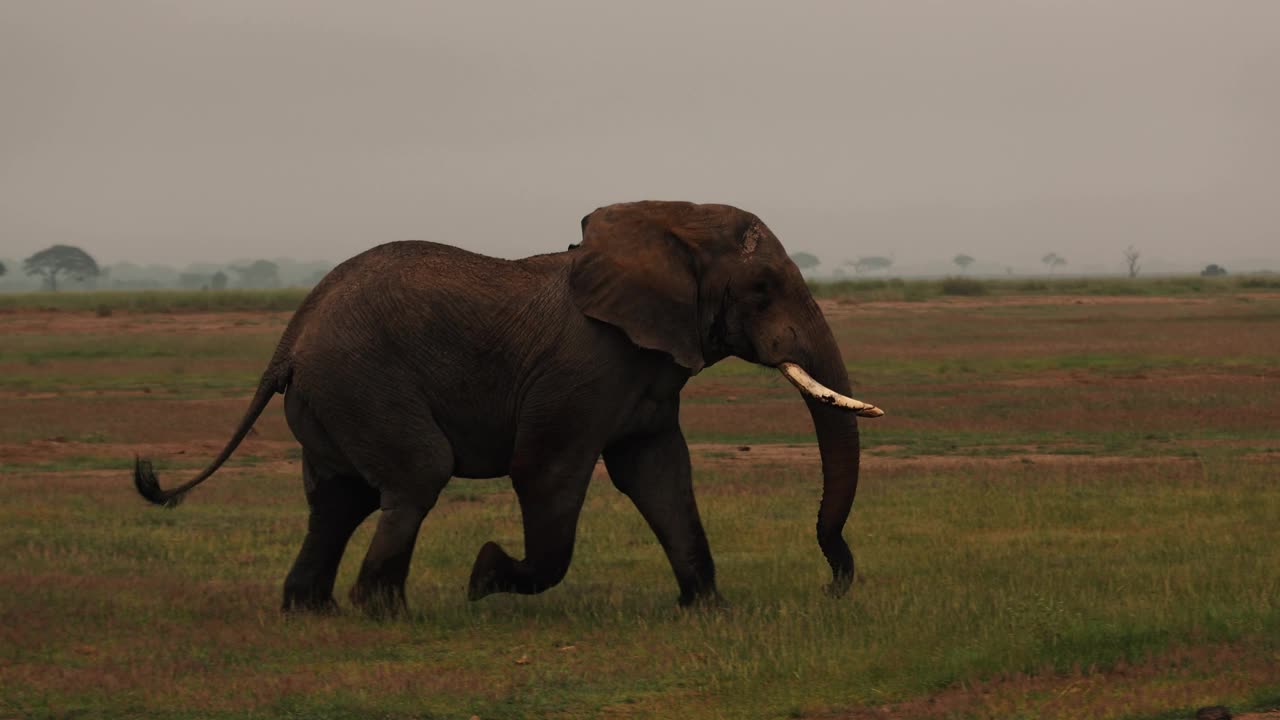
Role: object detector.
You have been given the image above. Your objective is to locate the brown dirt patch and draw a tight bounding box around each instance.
[0,438,298,466]
[0,389,160,400]
[0,395,297,444]
[2,436,1248,476]
[985,369,1280,389]
[0,309,292,336]
[687,443,1201,472]
[807,642,1280,720]
[815,294,1279,320]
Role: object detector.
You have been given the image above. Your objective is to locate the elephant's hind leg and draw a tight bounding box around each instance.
[349,500,433,616]
[347,438,454,617]
[282,456,379,612]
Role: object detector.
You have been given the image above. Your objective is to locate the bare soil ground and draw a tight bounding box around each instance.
[816,293,1280,318]
[810,641,1280,719]
[0,308,293,335]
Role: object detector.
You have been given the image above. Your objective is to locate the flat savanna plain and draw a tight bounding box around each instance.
[2,289,1279,719]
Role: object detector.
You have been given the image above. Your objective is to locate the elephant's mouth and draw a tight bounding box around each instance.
[778,363,884,418]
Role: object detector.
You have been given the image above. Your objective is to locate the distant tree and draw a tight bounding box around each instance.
[1041,252,1067,274]
[178,273,211,290]
[953,254,975,273]
[789,252,820,275]
[231,260,281,289]
[106,261,177,288]
[1201,264,1228,277]
[210,271,229,290]
[1123,245,1141,278]
[0,260,6,277]
[851,256,893,275]
[23,245,100,291]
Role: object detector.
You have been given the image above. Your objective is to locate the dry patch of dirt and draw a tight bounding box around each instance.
[816,294,1259,320]
[687,443,1201,472]
[2,437,1242,476]
[0,389,161,400]
[0,310,292,336]
[983,369,1280,389]
[0,438,298,466]
[807,642,1280,720]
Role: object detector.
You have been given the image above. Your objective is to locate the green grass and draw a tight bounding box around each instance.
[0,332,277,395]
[0,333,280,363]
[1,460,1277,718]
[0,453,271,475]
[685,426,1277,459]
[807,273,1280,302]
[0,288,309,312]
[2,273,1278,315]
[3,290,1280,718]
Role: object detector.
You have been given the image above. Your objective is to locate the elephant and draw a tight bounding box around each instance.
[133,200,883,614]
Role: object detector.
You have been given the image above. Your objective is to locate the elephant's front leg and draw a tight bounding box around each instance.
[467,456,595,600]
[603,425,720,606]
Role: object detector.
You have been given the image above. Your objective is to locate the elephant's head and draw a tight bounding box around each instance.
[570,200,883,595]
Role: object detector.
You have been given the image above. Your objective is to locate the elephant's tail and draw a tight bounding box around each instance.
[134,362,291,508]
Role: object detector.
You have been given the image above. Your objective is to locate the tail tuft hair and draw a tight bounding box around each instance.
[134,456,183,508]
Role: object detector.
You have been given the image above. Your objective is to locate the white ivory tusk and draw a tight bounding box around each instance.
[779,362,885,418]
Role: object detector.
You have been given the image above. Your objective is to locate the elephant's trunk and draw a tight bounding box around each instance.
[792,308,868,596]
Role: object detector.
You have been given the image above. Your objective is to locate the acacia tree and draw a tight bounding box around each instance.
[1123,245,1140,278]
[23,245,100,291]
[1042,252,1067,274]
[953,254,975,273]
[850,256,893,275]
[231,260,281,288]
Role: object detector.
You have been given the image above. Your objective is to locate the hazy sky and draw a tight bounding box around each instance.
[3,1,1277,272]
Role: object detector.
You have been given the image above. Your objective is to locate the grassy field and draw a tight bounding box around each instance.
[1,287,1279,719]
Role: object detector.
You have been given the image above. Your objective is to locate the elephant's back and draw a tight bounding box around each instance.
[301,240,542,326]
[316,240,530,300]
[284,240,572,380]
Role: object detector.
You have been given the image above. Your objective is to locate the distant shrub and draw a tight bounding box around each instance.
[0,289,309,313]
[1237,275,1280,289]
[1201,264,1228,277]
[940,277,988,296]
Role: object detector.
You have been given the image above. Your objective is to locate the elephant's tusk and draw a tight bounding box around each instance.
[779,362,885,418]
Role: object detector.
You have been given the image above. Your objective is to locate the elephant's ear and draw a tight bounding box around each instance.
[570,213,704,372]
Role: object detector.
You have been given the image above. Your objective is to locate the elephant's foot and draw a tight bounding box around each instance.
[677,587,727,610]
[467,541,515,601]
[281,586,341,614]
[349,582,408,619]
[825,568,856,598]
[467,539,575,599]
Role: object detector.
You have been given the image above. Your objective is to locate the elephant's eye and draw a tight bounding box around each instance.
[752,280,772,311]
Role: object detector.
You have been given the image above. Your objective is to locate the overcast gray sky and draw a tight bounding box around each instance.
[3,1,1277,273]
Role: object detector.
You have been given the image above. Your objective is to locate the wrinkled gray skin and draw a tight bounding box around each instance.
[134,201,865,614]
